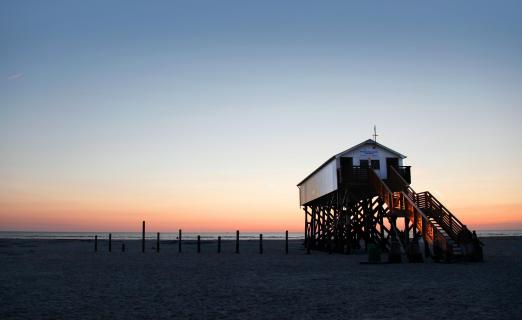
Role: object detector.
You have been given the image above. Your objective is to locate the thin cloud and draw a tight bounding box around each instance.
[7,73,23,80]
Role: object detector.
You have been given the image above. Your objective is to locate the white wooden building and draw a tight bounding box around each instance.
[297,139,407,206]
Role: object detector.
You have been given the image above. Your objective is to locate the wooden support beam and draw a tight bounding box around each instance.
[311,206,316,249]
[303,189,398,255]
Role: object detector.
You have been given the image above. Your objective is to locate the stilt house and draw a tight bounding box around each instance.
[297,139,480,262]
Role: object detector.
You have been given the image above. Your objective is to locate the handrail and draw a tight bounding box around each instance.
[417,191,467,240]
[369,168,452,257]
[389,166,467,241]
[425,191,466,228]
[400,190,451,256]
[368,169,394,209]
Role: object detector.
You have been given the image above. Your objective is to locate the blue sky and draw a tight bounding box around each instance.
[1,1,521,230]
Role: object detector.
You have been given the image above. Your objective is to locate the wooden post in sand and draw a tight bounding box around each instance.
[197,235,201,253]
[109,233,112,252]
[141,221,145,252]
[217,236,221,253]
[178,229,182,253]
[142,221,145,253]
[259,234,263,254]
[122,243,125,252]
[94,235,98,252]
[235,230,240,254]
[156,232,160,253]
[285,230,289,254]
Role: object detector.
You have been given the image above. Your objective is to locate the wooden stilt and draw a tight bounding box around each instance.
[304,206,308,248]
[311,207,316,249]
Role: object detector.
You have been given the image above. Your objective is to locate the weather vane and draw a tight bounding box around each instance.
[372,125,378,143]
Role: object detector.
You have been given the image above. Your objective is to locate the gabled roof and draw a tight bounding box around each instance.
[296,139,406,186]
[336,139,406,159]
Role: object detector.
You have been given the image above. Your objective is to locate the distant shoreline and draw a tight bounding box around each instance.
[0,230,521,240]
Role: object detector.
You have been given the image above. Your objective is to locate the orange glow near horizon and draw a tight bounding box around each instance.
[0,187,304,232]
[1,189,521,232]
[449,204,522,230]
[1,163,522,232]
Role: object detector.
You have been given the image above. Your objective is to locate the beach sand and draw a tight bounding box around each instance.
[0,237,521,319]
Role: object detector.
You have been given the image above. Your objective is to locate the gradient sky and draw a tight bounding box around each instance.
[1,1,521,232]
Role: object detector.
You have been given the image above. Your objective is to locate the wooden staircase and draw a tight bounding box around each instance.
[427,215,464,257]
[369,167,477,261]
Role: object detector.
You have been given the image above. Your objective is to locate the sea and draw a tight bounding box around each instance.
[0,231,305,240]
[0,230,520,240]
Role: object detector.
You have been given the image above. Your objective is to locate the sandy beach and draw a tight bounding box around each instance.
[0,237,521,319]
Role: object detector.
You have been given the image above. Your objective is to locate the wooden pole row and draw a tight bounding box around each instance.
[94,228,294,254]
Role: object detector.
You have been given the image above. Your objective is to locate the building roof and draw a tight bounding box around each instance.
[296,139,406,186]
[337,139,406,159]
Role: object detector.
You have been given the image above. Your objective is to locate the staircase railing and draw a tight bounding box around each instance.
[370,168,453,259]
[388,166,467,240]
[416,191,467,241]
[368,168,394,209]
[399,190,453,257]
[388,166,416,199]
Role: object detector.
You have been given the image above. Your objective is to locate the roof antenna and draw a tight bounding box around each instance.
[372,125,378,144]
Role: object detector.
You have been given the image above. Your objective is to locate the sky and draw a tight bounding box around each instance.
[1,0,521,232]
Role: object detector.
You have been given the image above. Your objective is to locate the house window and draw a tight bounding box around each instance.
[360,160,369,168]
[371,160,380,170]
